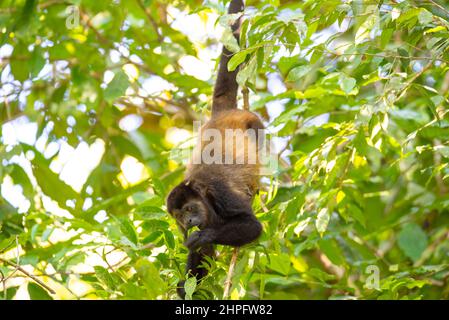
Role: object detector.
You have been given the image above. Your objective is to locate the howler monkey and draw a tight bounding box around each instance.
[166,0,264,299]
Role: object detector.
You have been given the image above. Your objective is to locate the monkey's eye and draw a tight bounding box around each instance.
[184,205,192,212]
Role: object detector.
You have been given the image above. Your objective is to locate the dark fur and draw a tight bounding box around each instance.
[166,0,263,299]
[167,177,262,299]
[211,0,244,116]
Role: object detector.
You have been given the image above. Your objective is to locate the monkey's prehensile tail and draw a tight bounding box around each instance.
[211,0,244,117]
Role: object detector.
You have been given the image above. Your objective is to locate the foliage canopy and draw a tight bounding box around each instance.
[1,0,449,300]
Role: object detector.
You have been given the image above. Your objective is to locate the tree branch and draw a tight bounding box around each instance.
[427,0,449,17]
[136,0,164,43]
[0,257,56,295]
[223,247,239,299]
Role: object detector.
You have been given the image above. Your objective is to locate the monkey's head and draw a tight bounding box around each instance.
[166,181,210,235]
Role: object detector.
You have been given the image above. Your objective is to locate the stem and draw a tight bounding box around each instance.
[242,87,249,111]
[0,257,56,295]
[223,247,239,299]
[136,0,164,43]
[427,0,449,17]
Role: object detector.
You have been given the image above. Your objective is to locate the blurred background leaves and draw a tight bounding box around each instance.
[1,0,449,299]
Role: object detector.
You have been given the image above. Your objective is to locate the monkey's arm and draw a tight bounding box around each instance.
[185,178,262,249]
[177,244,214,299]
[202,178,254,218]
[185,214,262,249]
[187,244,215,278]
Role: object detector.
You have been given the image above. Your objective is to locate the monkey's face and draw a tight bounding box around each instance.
[167,181,212,236]
[172,199,208,231]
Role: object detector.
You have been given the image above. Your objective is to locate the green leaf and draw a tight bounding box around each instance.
[281,22,301,51]
[135,205,165,218]
[347,203,366,227]
[228,51,249,72]
[310,47,322,64]
[104,70,130,102]
[339,74,356,95]
[236,55,257,86]
[424,26,446,34]
[418,9,433,25]
[4,286,19,300]
[94,266,116,289]
[355,6,378,44]
[268,253,291,275]
[397,223,428,262]
[397,8,420,24]
[380,28,394,49]
[29,47,46,78]
[316,208,330,236]
[319,238,345,266]
[271,104,307,126]
[163,230,175,249]
[41,227,54,242]
[110,135,144,161]
[142,231,162,244]
[431,95,444,106]
[135,258,165,299]
[27,283,53,300]
[151,177,166,197]
[307,268,336,283]
[10,47,30,81]
[221,27,240,53]
[94,266,120,290]
[8,163,34,199]
[21,145,81,212]
[286,65,311,82]
[184,276,197,300]
[118,217,139,246]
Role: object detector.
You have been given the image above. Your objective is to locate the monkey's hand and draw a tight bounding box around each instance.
[177,280,186,300]
[184,229,215,250]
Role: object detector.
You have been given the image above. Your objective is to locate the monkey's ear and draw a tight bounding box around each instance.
[204,180,253,218]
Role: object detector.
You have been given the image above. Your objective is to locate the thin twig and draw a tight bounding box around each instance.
[321,48,448,64]
[427,0,449,16]
[223,247,239,299]
[101,246,115,273]
[0,257,56,294]
[415,230,449,267]
[136,0,164,43]
[394,60,433,102]
[0,0,69,13]
[0,238,16,254]
[0,269,6,299]
[242,87,249,111]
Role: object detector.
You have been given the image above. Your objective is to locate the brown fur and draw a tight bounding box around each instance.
[187,109,264,199]
[166,0,265,299]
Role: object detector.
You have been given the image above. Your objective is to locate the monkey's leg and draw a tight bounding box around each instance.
[177,244,214,299]
[185,215,262,249]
